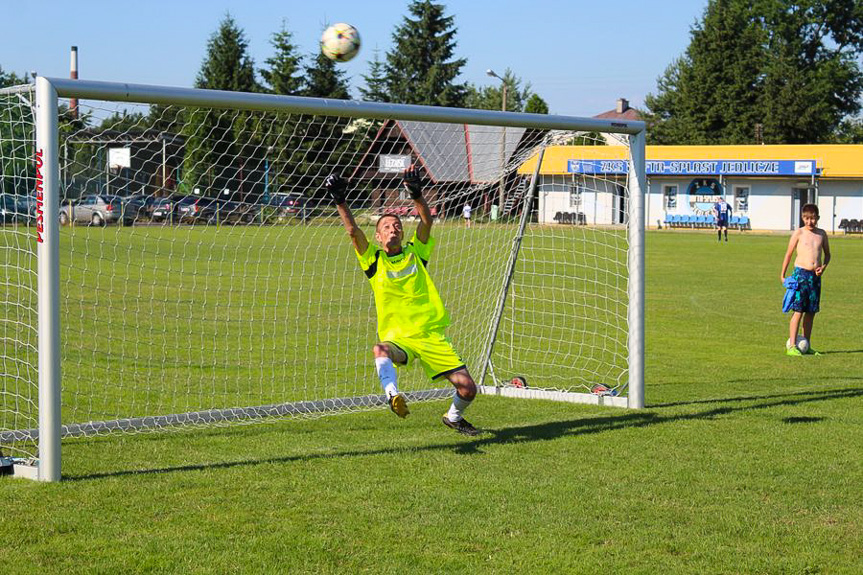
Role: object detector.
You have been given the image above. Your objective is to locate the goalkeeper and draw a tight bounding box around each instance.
[325,168,479,436]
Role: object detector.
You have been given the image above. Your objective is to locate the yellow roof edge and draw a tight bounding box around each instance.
[517,144,863,178]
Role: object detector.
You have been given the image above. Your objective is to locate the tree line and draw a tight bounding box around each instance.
[194,2,547,111]
[644,0,863,144]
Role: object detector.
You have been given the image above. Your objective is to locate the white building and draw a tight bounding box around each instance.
[520,144,863,233]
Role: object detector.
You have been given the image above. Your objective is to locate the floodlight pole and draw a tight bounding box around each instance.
[487,69,508,213]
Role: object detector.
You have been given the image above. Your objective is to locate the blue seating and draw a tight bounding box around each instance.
[730,215,740,228]
[695,215,706,227]
[707,215,717,226]
[664,213,673,227]
[681,215,692,227]
[738,216,750,230]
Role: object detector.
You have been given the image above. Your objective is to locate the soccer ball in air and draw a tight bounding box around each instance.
[787,336,809,353]
[320,23,361,62]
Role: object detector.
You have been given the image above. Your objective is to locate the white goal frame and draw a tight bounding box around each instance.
[14,77,645,481]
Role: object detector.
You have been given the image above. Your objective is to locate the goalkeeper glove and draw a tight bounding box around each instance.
[324,174,347,205]
[403,166,423,200]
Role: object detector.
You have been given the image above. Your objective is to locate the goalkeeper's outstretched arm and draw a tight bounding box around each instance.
[325,174,369,254]
[404,167,432,244]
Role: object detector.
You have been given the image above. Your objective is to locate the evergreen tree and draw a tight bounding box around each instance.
[384,1,467,106]
[257,21,305,201]
[524,94,549,115]
[832,116,863,143]
[360,49,389,102]
[644,0,765,144]
[465,69,532,112]
[260,22,304,96]
[645,0,863,144]
[186,14,262,201]
[195,14,259,93]
[0,66,28,88]
[302,52,351,99]
[757,0,863,143]
[147,104,184,134]
[1,68,31,195]
[97,111,147,133]
[280,51,353,202]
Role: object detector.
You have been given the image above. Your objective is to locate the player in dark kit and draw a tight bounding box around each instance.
[714,196,732,242]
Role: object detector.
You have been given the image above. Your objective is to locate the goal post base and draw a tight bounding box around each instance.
[0,457,40,480]
[478,385,630,408]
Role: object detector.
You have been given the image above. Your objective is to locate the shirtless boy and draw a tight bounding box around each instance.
[780,204,831,356]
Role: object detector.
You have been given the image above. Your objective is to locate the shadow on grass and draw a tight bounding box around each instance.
[64,386,863,481]
[783,416,825,424]
[652,378,863,408]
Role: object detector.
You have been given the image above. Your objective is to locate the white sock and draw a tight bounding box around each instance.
[375,357,398,398]
[446,391,472,423]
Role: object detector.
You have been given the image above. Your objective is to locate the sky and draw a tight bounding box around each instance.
[3,0,708,117]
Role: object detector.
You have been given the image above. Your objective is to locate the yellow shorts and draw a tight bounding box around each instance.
[385,331,466,381]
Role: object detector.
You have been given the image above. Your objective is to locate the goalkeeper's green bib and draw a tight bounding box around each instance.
[356,233,450,341]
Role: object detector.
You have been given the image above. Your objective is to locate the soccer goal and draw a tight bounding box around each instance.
[0,77,645,481]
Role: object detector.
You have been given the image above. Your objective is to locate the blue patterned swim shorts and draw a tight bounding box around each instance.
[789,267,821,314]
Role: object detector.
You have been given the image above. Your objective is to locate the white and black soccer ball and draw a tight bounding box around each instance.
[787,335,809,353]
[320,23,361,62]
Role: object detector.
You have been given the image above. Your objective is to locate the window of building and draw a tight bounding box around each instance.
[734,187,749,213]
[569,185,583,209]
[663,185,677,210]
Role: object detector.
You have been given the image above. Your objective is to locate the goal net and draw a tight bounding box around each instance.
[0,79,645,480]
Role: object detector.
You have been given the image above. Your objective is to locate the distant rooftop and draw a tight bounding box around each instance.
[593,98,641,121]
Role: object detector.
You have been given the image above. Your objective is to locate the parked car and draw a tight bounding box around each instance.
[0,194,26,224]
[59,194,133,226]
[219,200,261,224]
[120,194,159,222]
[15,195,37,219]
[177,196,224,224]
[150,196,187,223]
[265,193,308,220]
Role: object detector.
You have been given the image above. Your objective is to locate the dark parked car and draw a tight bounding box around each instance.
[219,200,260,224]
[177,196,224,224]
[121,195,159,222]
[0,194,26,224]
[15,195,37,220]
[150,196,188,223]
[265,193,308,220]
[59,194,134,226]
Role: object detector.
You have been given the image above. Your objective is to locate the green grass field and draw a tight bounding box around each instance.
[2,228,862,573]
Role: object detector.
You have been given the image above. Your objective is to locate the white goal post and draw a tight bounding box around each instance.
[0,77,645,481]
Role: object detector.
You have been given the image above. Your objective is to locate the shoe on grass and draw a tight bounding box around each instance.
[441,415,480,436]
[388,393,409,418]
[804,348,823,356]
[786,346,803,357]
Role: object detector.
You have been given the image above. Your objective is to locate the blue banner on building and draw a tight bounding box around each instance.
[567,159,818,176]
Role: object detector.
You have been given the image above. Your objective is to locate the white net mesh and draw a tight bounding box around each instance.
[0,86,39,459]
[1,86,634,457]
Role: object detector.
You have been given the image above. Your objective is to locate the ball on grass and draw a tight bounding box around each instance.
[787,336,809,353]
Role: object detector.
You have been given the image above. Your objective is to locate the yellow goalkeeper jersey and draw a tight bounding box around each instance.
[356,233,450,341]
